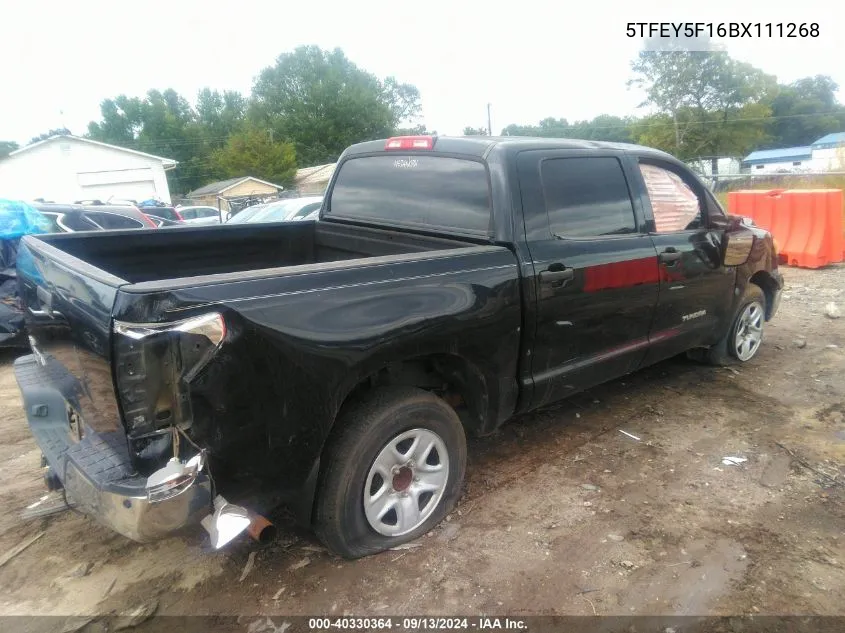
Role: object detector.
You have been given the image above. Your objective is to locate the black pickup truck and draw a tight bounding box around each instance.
[14,135,782,558]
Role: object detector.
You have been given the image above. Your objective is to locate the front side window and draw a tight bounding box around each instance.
[639,163,702,233]
[540,157,637,237]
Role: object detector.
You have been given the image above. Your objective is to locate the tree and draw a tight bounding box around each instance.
[382,77,422,129]
[28,127,71,144]
[0,141,18,159]
[250,46,423,165]
[86,88,225,194]
[212,125,297,185]
[463,126,488,136]
[195,88,246,141]
[393,124,437,136]
[765,76,845,148]
[500,115,635,143]
[628,39,776,161]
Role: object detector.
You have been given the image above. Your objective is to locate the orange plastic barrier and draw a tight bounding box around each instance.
[727,189,844,269]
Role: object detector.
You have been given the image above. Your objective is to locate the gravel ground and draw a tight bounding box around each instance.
[0,264,843,632]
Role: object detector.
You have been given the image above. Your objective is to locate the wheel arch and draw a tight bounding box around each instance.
[297,352,498,526]
[748,270,779,320]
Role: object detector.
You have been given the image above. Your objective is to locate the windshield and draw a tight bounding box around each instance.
[227,205,266,224]
[291,201,322,219]
[326,155,491,235]
[250,201,297,223]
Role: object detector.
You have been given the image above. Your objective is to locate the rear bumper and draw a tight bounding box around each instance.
[14,354,211,542]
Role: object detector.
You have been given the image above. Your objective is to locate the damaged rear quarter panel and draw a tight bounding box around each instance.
[112,247,523,503]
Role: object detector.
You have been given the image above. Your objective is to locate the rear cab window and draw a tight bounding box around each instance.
[325,155,492,236]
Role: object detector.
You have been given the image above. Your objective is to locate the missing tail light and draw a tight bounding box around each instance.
[112,312,226,449]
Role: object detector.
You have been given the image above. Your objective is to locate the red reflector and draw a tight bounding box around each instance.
[384,136,434,150]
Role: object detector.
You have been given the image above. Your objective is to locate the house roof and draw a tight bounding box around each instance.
[10,135,178,167]
[295,163,336,184]
[811,132,845,148]
[187,176,285,197]
[743,146,812,164]
[294,163,337,186]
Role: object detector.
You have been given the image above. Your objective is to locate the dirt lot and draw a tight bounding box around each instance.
[0,265,843,629]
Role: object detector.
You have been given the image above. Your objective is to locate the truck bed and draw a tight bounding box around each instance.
[36,220,477,284]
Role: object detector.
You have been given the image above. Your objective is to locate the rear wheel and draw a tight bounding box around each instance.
[313,386,467,559]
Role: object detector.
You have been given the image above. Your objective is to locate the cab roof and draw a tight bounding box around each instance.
[343,135,677,161]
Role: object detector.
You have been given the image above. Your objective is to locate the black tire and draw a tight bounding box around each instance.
[313,386,467,559]
[689,283,766,366]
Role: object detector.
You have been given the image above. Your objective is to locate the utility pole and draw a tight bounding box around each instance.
[487,103,492,136]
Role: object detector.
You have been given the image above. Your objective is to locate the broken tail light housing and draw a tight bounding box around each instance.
[146,451,206,503]
[385,135,434,150]
[112,312,226,470]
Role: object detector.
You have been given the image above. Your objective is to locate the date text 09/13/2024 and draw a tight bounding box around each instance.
[626,22,820,38]
[308,618,527,630]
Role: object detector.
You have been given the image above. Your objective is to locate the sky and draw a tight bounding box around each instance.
[1,0,840,145]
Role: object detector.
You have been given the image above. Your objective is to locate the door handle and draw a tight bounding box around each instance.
[27,306,64,320]
[659,249,682,264]
[539,265,574,286]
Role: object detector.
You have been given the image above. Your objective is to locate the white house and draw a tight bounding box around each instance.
[809,132,845,171]
[0,135,177,204]
[742,132,845,174]
[687,157,743,177]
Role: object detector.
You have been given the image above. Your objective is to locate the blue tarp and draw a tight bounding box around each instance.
[0,199,51,240]
[0,199,52,345]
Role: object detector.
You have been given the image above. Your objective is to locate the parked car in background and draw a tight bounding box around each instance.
[176,205,222,225]
[225,203,269,224]
[73,199,185,225]
[231,197,323,224]
[139,205,183,223]
[31,203,158,232]
[143,214,185,228]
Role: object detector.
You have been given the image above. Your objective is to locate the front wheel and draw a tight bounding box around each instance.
[690,283,767,366]
[731,298,765,361]
[313,386,467,559]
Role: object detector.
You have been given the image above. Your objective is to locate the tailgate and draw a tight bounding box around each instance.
[16,235,128,469]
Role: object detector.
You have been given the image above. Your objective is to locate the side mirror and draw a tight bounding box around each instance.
[722,226,756,267]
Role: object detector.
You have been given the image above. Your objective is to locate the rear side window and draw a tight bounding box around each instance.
[327,155,491,234]
[61,213,100,232]
[540,157,637,237]
[39,212,63,233]
[84,212,145,230]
